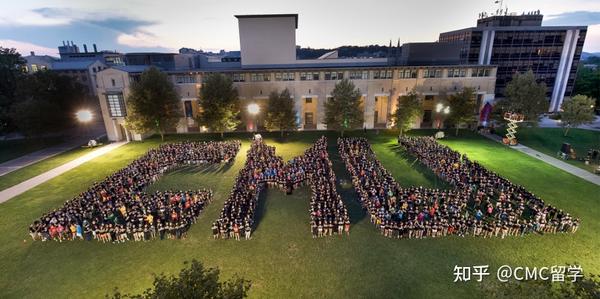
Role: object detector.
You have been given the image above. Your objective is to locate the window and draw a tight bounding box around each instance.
[425,95,434,101]
[305,112,314,125]
[324,71,343,80]
[250,73,270,82]
[111,79,116,87]
[300,72,319,81]
[184,101,193,117]
[423,69,441,78]
[22,65,29,73]
[275,72,294,81]
[106,94,126,117]
[399,69,417,78]
[232,73,245,82]
[176,75,196,84]
[373,69,392,79]
[305,98,312,104]
[349,70,369,80]
[472,68,491,77]
[40,65,47,71]
[31,64,38,72]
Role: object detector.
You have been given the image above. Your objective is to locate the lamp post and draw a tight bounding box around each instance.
[434,103,450,129]
[247,103,260,133]
[75,109,93,138]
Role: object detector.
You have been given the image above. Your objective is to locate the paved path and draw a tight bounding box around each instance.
[0,138,94,176]
[0,141,128,204]
[480,133,600,186]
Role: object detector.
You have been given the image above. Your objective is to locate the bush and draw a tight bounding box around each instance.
[109,260,251,299]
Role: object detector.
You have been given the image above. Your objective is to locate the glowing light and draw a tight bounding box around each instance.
[435,103,444,113]
[443,106,450,114]
[247,103,260,115]
[75,110,93,122]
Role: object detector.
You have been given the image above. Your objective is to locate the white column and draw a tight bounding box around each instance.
[549,29,580,112]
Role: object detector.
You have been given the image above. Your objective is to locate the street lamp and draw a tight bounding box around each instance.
[434,103,450,129]
[75,109,93,123]
[247,103,260,133]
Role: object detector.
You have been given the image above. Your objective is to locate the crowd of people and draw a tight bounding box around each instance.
[214,136,349,239]
[338,137,578,240]
[29,140,241,243]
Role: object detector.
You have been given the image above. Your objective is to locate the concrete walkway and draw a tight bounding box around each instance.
[0,141,128,203]
[0,138,95,176]
[480,133,600,186]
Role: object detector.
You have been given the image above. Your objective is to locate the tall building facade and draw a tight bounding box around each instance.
[96,14,497,141]
[439,12,587,112]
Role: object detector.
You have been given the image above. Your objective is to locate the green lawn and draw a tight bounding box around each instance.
[499,127,600,173]
[0,130,598,298]
[0,137,64,163]
[0,145,106,191]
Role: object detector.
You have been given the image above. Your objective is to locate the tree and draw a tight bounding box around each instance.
[446,87,477,136]
[10,71,88,137]
[125,67,182,141]
[264,89,297,137]
[324,78,363,136]
[503,70,548,125]
[573,66,600,109]
[196,73,240,138]
[0,47,25,134]
[393,92,421,136]
[560,94,596,136]
[109,259,251,299]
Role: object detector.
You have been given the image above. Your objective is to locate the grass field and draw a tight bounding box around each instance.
[0,145,105,191]
[0,137,64,164]
[0,130,598,298]
[498,127,600,173]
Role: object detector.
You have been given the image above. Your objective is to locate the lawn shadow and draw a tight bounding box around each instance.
[326,139,366,225]
[252,184,270,233]
[387,143,450,190]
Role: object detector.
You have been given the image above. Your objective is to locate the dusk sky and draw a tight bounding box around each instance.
[1,0,600,56]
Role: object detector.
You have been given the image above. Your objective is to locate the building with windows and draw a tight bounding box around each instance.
[96,14,497,141]
[439,11,587,112]
[22,51,57,74]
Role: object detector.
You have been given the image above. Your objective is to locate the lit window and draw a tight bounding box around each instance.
[106,94,126,117]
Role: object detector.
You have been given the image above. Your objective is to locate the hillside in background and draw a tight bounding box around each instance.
[296,45,391,59]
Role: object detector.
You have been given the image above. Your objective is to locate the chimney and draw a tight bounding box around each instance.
[30,51,35,56]
[83,44,88,53]
[93,44,97,52]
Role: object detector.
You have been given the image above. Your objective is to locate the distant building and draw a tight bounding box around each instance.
[52,60,107,96]
[58,41,125,66]
[439,11,587,112]
[96,14,497,141]
[22,51,56,74]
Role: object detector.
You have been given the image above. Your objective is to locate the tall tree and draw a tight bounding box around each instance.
[196,73,240,138]
[264,89,297,137]
[560,94,596,136]
[125,67,182,141]
[10,71,88,137]
[324,78,363,136]
[0,47,25,134]
[503,70,548,125]
[446,87,477,136]
[393,92,421,136]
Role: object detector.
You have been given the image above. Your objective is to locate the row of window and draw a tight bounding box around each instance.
[186,68,493,84]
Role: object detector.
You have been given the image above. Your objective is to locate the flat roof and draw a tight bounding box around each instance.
[235,14,298,28]
[441,25,588,35]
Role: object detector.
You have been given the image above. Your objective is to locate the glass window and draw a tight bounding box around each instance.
[31,64,38,72]
[106,94,126,117]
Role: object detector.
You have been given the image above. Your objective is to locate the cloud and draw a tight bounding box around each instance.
[544,11,600,26]
[0,39,58,56]
[117,31,170,49]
